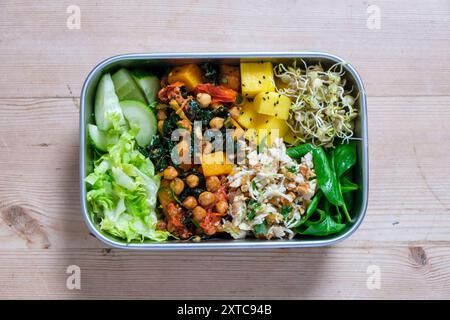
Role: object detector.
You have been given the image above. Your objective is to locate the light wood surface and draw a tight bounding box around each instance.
[0,0,449,299]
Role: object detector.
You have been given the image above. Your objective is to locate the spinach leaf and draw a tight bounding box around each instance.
[312,147,344,206]
[340,175,359,193]
[287,143,315,159]
[333,141,357,178]
[293,190,323,227]
[298,214,346,236]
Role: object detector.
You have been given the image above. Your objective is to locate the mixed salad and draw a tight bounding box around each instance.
[85,60,359,242]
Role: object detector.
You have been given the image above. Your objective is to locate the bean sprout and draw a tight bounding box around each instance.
[274,60,359,147]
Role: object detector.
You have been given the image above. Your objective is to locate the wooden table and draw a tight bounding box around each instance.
[0,0,449,299]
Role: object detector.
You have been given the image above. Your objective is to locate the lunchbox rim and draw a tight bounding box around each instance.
[80,51,368,250]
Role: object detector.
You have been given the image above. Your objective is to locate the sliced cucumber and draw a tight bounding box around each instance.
[131,70,160,104]
[95,73,125,131]
[120,100,157,147]
[88,124,119,152]
[112,68,147,103]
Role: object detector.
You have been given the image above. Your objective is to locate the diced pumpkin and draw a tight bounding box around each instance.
[254,91,291,120]
[168,64,203,92]
[219,65,240,91]
[201,151,233,177]
[240,62,276,98]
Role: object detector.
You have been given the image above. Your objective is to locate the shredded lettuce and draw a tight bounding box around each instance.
[86,130,170,242]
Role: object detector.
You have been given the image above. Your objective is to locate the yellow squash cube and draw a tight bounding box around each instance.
[240,62,276,98]
[168,64,203,92]
[283,130,302,145]
[236,99,268,129]
[256,117,290,146]
[254,91,291,120]
[201,151,233,177]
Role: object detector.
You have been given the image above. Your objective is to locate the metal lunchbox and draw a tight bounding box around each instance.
[80,52,368,249]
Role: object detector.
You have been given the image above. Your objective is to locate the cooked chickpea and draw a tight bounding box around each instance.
[198,191,215,207]
[182,196,197,209]
[192,206,207,222]
[163,166,178,180]
[209,117,224,130]
[206,176,220,192]
[229,106,240,119]
[170,177,185,195]
[215,200,229,215]
[186,174,200,188]
[197,93,212,108]
[157,109,167,120]
[158,120,164,134]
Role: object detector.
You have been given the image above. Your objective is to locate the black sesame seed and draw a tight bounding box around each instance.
[242,83,246,87]
[265,120,269,124]
[275,113,278,116]
[258,80,262,84]
[263,75,266,79]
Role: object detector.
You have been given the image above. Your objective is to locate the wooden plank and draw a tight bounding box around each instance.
[0,0,449,99]
[0,246,447,299]
[0,96,449,249]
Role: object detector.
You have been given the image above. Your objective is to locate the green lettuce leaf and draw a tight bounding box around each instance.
[86,129,169,242]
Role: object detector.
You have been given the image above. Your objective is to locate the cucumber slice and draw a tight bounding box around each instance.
[112,68,147,103]
[95,73,125,131]
[120,100,157,147]
[88,124,118,152]
[131,70,160,104]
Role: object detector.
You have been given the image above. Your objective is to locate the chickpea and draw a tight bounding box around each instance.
[192,206,207,222]
[158,120,164,134]
[163,166,178,180]
[186,174,200,188]
[157,109,167,120]
[170,178,185,195]
[215,200,229,215]
[197,93,212,108]
[198,191,215,207]
[182,196,197,209]
[229,106,240,119]
[209,117,224,130]
[206,176,220,192]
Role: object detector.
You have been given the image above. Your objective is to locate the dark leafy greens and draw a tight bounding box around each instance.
[287,141,359,236]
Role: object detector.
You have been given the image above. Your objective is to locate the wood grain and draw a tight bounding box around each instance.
[0,246,448,299]
[0,0,449,299]
[0,0,449,98]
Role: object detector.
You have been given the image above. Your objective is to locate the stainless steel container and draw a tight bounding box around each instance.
[80,52,368,249]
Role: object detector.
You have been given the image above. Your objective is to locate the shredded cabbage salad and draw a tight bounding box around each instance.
[85,129,170,242]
